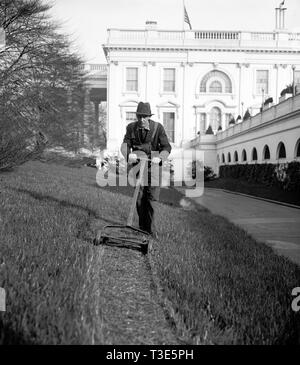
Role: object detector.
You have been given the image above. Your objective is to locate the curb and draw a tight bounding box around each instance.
[205,187,300,210]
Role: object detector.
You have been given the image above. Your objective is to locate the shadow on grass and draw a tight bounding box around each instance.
[37,154,96,169]
[9,187,122,227]
[91,183,184,208]
[0,168,15,174]
[0,323,37,345]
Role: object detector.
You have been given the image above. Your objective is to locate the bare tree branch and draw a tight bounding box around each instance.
[0,0,87,169]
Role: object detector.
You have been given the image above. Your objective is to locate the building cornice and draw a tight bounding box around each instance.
[102,45,300,55]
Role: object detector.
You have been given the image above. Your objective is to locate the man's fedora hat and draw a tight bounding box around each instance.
[136,102,153,116]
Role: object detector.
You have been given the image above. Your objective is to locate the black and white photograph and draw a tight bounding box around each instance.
[0,0,300,352]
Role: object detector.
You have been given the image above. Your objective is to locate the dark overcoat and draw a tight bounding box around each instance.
[121,119,172,161]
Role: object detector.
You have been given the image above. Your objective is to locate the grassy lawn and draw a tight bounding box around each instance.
[0,159,300,344]
[0,163,104,344]
[205,177,300,206]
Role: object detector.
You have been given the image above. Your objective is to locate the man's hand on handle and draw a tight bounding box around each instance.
[128,153,138,164]
[151,157,161,164]
[129,153,161,165]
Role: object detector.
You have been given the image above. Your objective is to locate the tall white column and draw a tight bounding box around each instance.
[181,63,186,145]
[222,113,226,131]
[282,9,286,29]
[275,8,280,29]
[274,64,279,102]
[144,61,148,100]
[195,112,199,136]
[205,112,209,131]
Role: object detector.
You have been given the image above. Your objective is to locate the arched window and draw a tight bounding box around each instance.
[200,70,232,93]
[209,107,222,131]
[277,142,286,159]
[252,148,258,161]
[209,80,222,93]
[234,151,238,162]
[295,139,300,158]
[242,149,247,162]
[222,153,225,163]
[227,152,231,163]
[263,145,270,160]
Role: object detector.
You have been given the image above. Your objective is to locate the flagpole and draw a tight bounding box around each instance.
[182,0,185,31]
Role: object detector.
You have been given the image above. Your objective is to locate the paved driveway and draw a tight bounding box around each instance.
[192,188,300,267]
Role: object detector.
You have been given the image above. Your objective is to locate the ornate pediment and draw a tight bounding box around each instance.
[118,99,139,118]
[119,99,139,107]
[156,101,180,108]
[156,101,180,119]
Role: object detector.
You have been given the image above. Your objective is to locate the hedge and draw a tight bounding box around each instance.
[219,162,300,193]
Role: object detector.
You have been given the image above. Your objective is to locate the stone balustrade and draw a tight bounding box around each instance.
[187,93,300,148]
[106,28,300,50]
[215,93,300,142]
[81,64,107,72]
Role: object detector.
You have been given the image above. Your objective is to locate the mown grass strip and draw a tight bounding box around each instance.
[0,161,299,344]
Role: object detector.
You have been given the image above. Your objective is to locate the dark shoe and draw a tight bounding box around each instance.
[139,226,151,234]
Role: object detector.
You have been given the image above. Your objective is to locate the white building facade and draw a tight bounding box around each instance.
[102,11,300,172]
[189,93,300,173]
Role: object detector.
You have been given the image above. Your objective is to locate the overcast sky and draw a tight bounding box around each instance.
[48,0,300,64]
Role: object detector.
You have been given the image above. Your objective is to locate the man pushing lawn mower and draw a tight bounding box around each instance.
[121,102,172,236]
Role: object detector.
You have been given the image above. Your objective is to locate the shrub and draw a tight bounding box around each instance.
[206,125,214,135]
[190,161,216,181]
[219,162,300,193]
[243,109,251,121]
[0,131,47,172]
[97,152,175,181]
[285,162,300,193]
[264,97,273,105]
[204,166,216,181]
[97,151,126,176]
[280,84,293,97]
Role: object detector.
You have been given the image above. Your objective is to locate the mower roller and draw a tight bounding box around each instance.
[93,158,151,254]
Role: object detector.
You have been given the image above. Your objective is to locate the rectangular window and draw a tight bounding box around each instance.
[126,67,138,91]
[163,112,175,143]
[256,70,269,94]
[126,112,136,124]
[295,70,300,94]
[163,68,176,92]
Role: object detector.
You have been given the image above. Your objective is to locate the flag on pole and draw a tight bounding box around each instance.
[279,0,285,8]
[184,4,192,30]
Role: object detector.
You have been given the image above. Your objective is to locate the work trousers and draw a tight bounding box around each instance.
[135,163,161,234]
[136,185,160,234]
